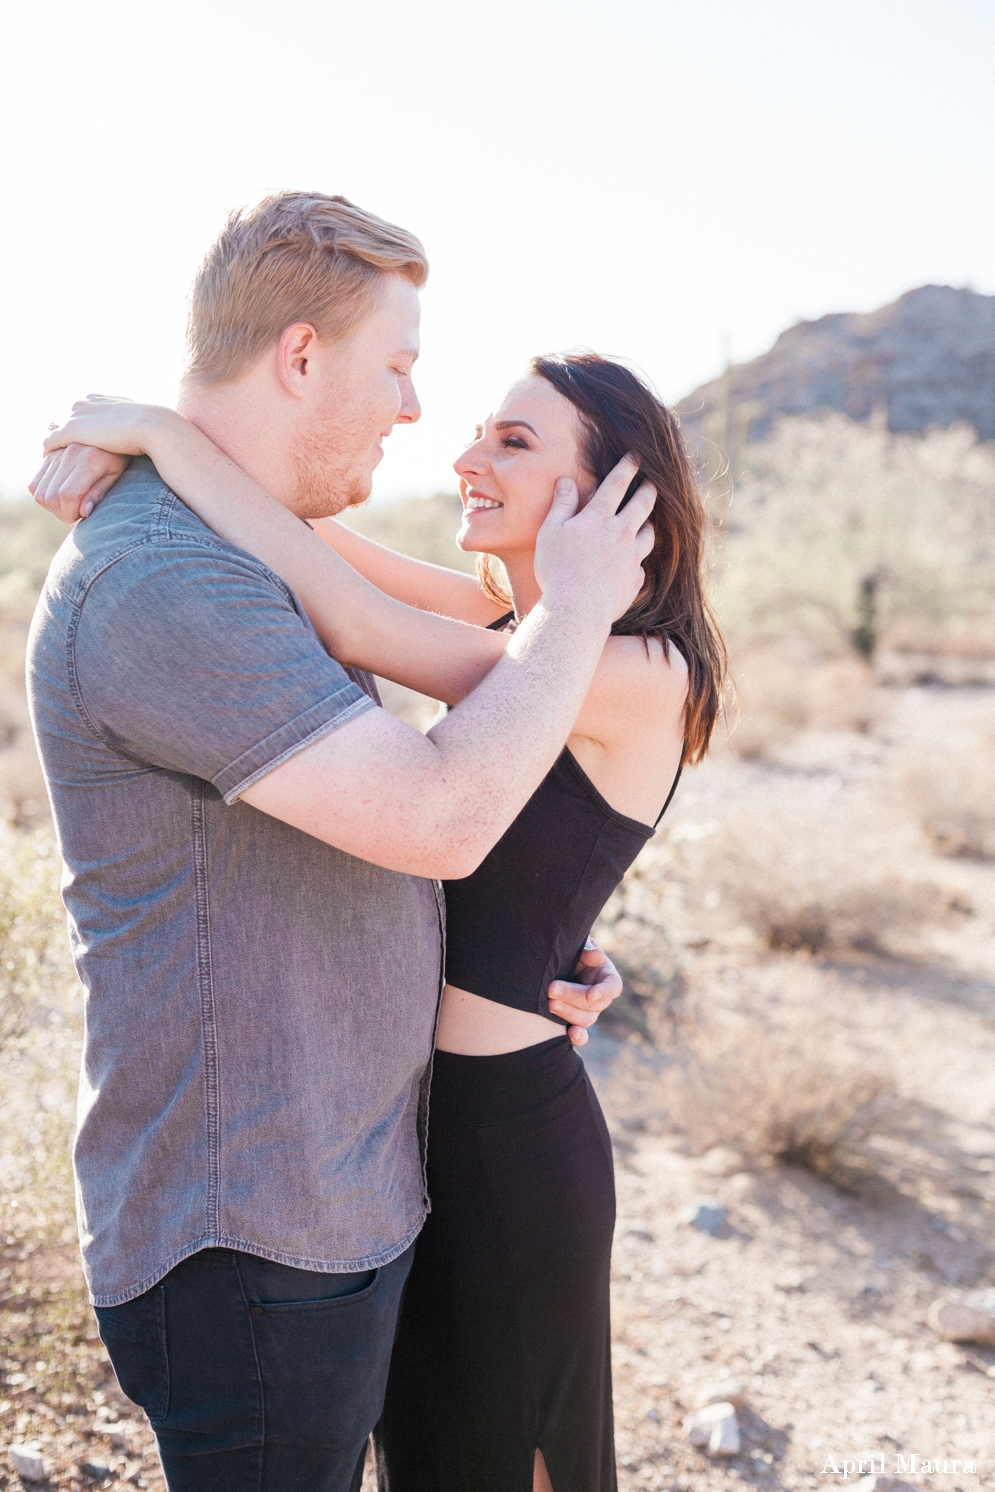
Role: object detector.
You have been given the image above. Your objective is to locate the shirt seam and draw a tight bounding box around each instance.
[418,880,448,1214]
[64,499,322,751]
[191,780,221,1239]
[61,519,368,781]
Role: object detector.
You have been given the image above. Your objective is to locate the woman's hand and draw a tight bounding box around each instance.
[42,394,171,458]
[31,395,179,523]
[31,445,129,523]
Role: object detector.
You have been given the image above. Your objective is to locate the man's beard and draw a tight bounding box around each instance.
[291,420,373,519]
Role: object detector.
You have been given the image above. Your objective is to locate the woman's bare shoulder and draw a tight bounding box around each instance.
[574,633,688,746]
[600,634,688,702]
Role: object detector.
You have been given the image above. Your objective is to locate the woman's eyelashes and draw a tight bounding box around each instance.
[500,435,530,451]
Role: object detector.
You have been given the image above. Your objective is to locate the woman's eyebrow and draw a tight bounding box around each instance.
[493,419,539,437]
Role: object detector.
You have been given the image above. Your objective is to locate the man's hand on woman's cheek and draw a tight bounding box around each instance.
[547,940,623,1047]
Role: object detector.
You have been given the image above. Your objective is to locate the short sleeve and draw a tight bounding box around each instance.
[72,540,375,802]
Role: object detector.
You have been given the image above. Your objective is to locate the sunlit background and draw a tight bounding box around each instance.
[2,0,993,500]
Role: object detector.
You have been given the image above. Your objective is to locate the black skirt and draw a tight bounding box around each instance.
[373,1035,617,1492]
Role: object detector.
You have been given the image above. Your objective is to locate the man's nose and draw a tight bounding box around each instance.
[396,379,421,424]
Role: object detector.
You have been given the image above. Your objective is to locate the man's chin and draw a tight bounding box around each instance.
[294,473,374,521]
[334,475,375,516]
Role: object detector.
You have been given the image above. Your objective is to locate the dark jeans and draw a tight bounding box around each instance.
[94,1245,415,1492]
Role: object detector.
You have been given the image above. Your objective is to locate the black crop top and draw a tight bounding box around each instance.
[443,614,681,1021]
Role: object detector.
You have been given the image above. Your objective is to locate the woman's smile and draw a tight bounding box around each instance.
[465,490,503,511]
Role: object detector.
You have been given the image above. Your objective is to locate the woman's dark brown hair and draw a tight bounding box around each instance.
[480,352,726,764]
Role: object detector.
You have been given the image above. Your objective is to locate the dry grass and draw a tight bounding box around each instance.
[666,1005,896,1186]
[723,644,882,762]
[0,502,65,832]
[0,830,74,1046]
[704,827,944,955]
[0,838,164,1485]
[905,735,995,862]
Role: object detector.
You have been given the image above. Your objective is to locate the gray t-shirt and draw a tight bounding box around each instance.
[27,460,444,1307]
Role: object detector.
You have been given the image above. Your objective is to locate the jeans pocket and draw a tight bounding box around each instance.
[251,1268,379,1312]
[248,1268,399,1449]
[95,1283,170,1421]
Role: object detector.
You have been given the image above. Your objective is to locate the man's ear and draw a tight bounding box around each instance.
[275,322,320,399]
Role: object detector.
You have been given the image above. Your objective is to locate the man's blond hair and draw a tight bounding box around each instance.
[185,192,428,384]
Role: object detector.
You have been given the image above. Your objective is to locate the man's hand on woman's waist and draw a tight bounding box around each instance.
[548,939,623,1047]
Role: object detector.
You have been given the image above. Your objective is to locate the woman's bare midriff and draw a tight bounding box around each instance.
[435,984,565,1055]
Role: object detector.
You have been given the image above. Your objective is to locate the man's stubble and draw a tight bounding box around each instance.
[291,410,375,521]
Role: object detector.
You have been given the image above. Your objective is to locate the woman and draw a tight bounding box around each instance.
[37,353,725,1492]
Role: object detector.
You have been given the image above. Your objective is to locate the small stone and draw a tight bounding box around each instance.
[776,1269,810,1292]
[684,1415,710,1448]
[699,1147,746,1177]
[9,1443,48,1481]
[79,1460,114,1480]
[678,1198,728,1235]
[927,1297,995,1346]
[682,1400,741,1457]
[695,1376,747,1410]
[100,1417,143,1449]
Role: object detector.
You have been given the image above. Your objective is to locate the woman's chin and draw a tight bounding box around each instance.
[455,526,484,554]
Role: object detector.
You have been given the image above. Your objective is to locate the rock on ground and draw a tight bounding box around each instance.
[9,1442,48,1481]
[683,1401,741,1456]
[927,1296,995,1345]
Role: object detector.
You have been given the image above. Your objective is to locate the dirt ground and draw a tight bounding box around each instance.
[2,675,994,1490]
[596,679,995,1492]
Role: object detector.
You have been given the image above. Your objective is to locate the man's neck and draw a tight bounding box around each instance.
[177,378,301,511]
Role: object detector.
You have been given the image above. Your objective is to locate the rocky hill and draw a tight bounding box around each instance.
[678,284,995,458]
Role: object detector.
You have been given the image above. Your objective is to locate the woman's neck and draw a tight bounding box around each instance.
[498,551,542,621]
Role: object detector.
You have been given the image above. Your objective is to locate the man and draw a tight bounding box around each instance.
[28,193,653,1491]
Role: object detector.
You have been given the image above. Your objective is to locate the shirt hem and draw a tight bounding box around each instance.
[88,1212,428,1308]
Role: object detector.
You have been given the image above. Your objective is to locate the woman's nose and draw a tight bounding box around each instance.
[454,439,487,477]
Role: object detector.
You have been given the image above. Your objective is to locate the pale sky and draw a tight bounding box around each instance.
[2,0,993,502]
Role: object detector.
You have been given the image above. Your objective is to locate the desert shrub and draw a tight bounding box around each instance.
[671,1007,895,1184]
[710,414,995,659]
[0,509,63,830]
[725,644,883,761]
[0,693,50,830]
[905,739,995,861]
[0,828,75,1044]
[593,850,689,1045]
[693,811,942,956]
[737,874,940,957]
